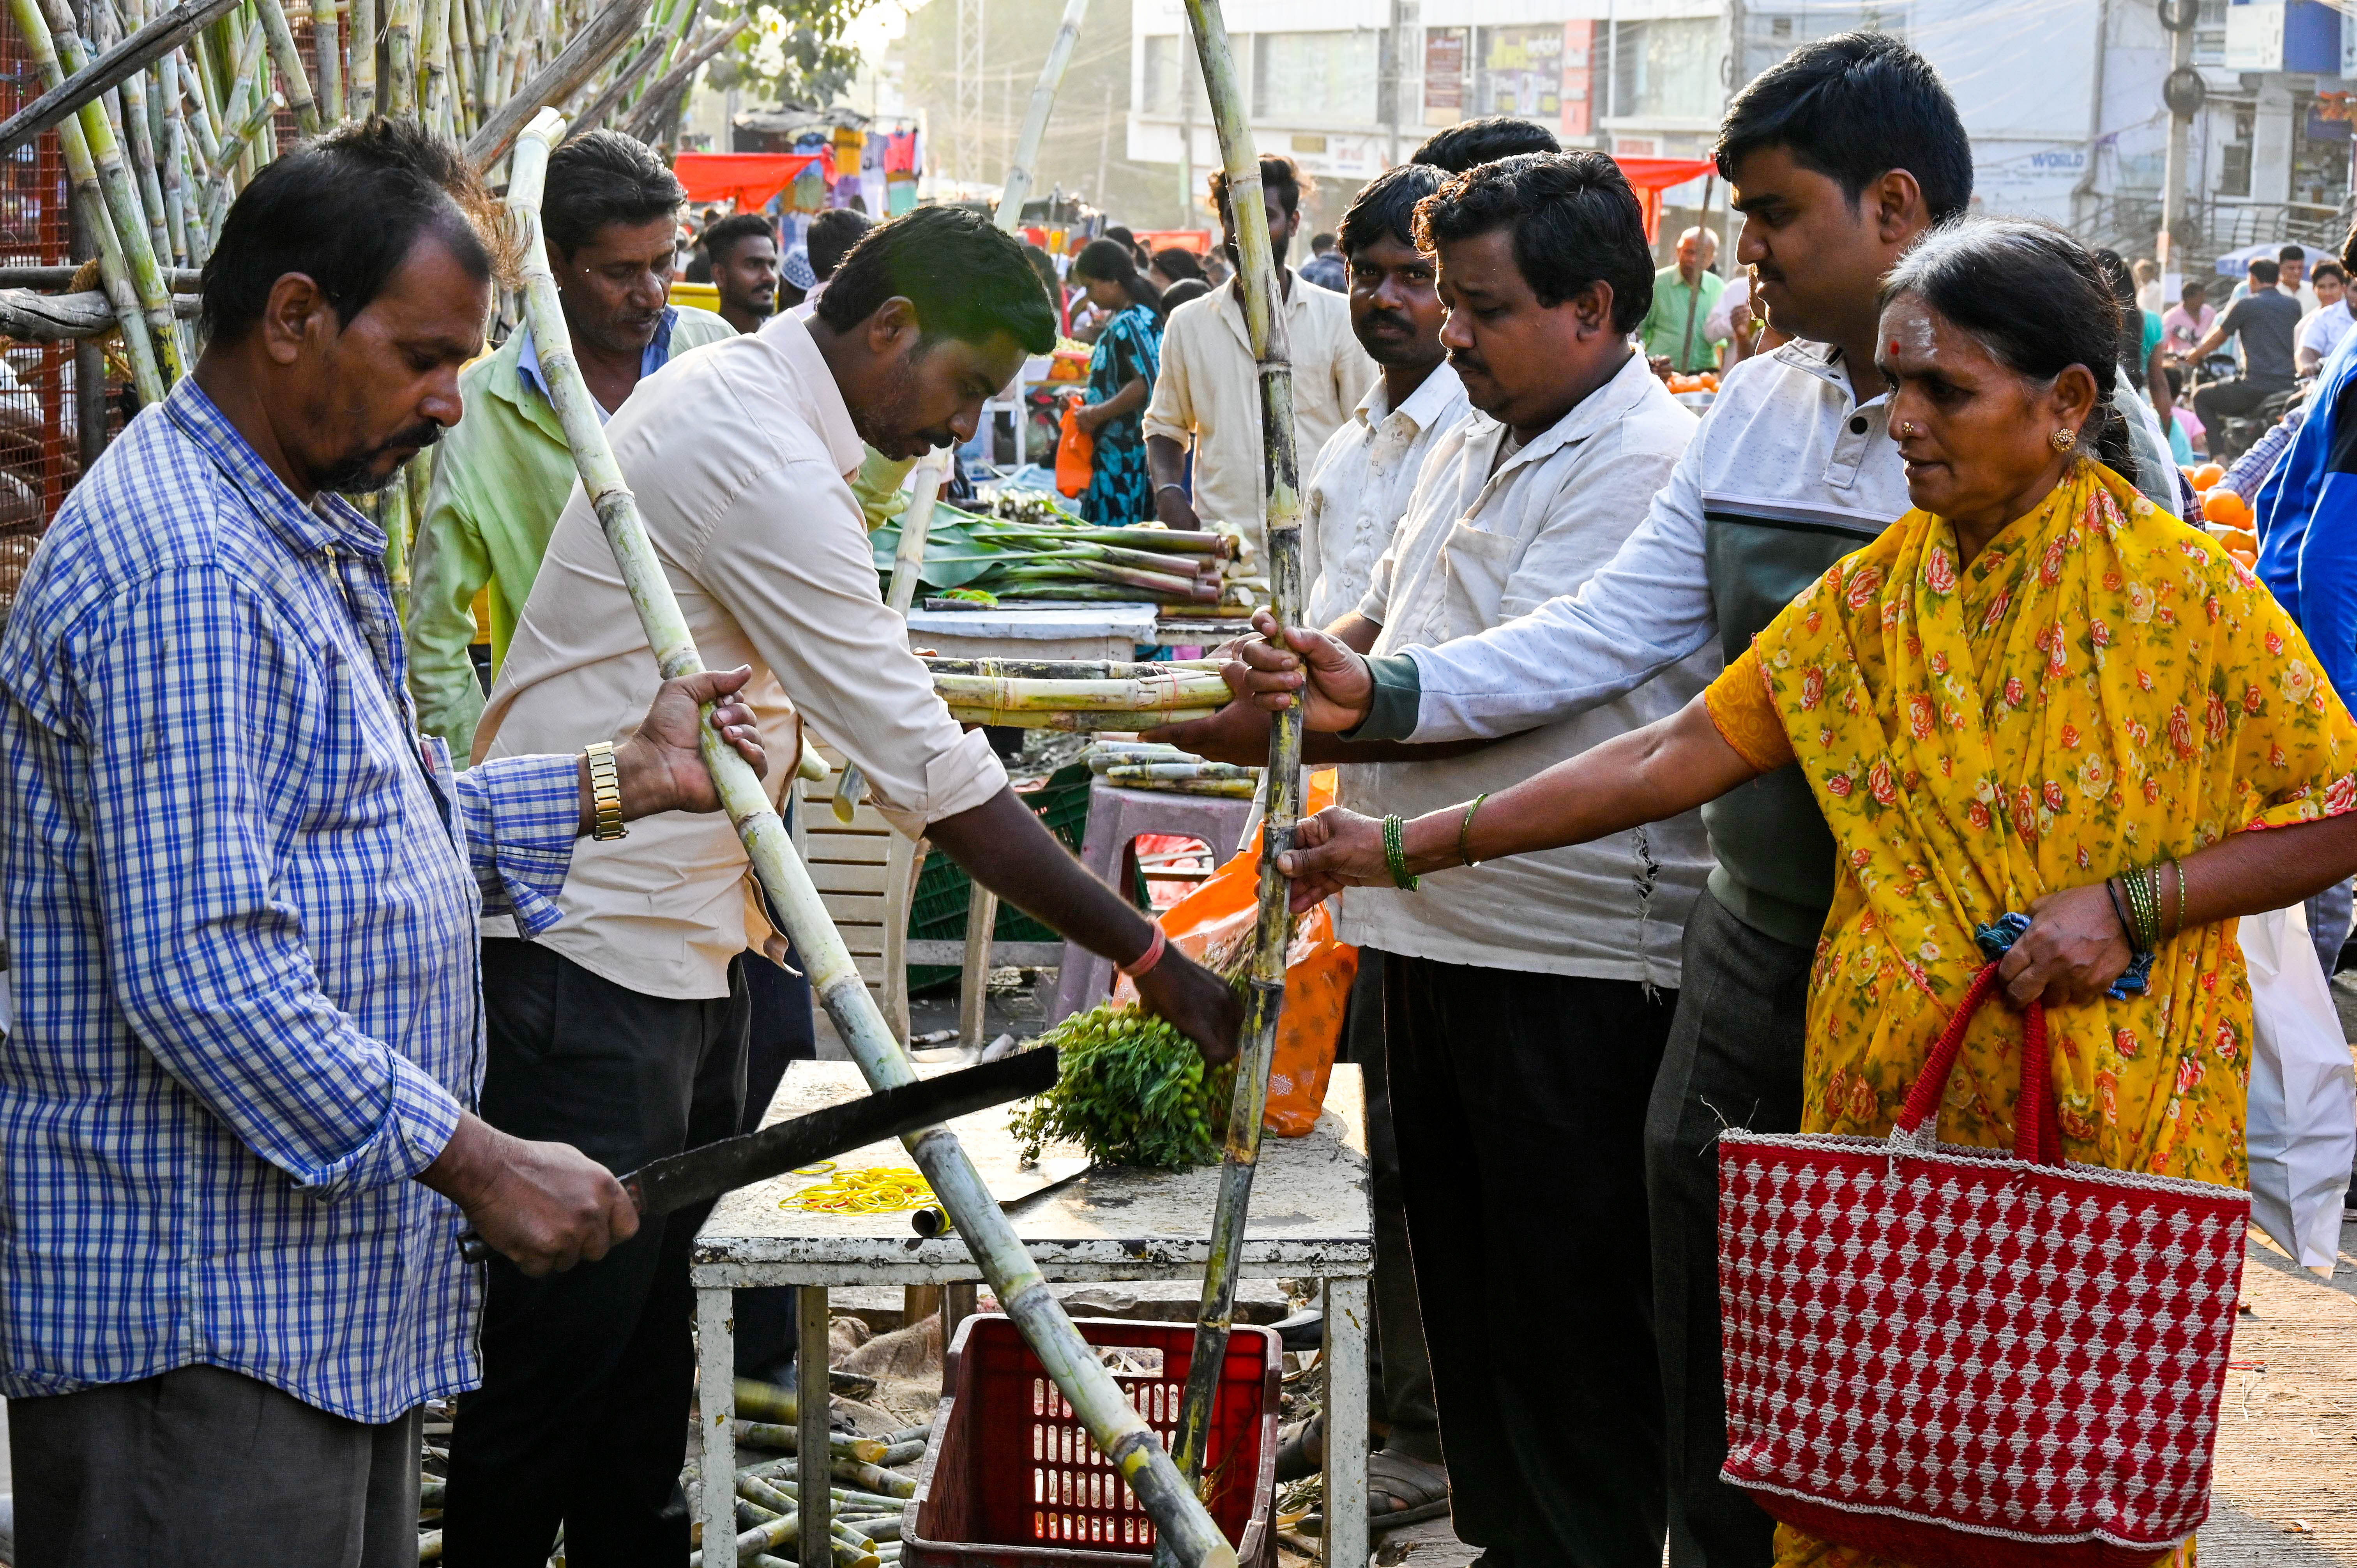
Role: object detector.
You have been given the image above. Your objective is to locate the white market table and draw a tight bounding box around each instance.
[692,1060,1376,1568]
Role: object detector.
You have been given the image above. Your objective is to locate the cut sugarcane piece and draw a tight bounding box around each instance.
[942,705,1218,732]
[924,657,1221,680]
[1168,0,1307,1513]
[1104,773,1258,798]
[504,108,1235,1568]
[727,1436,915,1499]
[1102,761,1257,782]
[931,669,1229,714]
[727,1414,890,1465]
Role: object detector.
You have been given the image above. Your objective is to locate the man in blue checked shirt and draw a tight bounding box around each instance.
[0,119,770,1568]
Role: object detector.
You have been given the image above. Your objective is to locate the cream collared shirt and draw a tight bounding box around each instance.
[477,313,1007,1000]
[1338,349,1714,985]
[1301,362,1470,630]
[1141,272,1378,566]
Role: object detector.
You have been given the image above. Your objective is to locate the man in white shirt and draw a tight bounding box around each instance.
[2297,259,2351,375]
[1204,35,1972,1568]
[444,208,1243,1566]
[1144,155,1377,567]
[1170,150,1713,1568]
[1302,164,1470,627]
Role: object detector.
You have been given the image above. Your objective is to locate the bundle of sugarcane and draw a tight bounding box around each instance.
[1085,742,1259,798]
[925,656,1229,731]
[877,500,1249,611]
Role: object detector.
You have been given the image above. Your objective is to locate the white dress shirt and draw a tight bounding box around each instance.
[1337,349,1713,985]
[477,313,1007,999]
[1141,272,1378,566]
[1301,362,1470,630]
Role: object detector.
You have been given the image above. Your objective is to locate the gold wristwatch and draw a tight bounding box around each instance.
[585,740,626,841]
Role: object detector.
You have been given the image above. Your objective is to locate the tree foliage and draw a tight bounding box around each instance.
[706,0,869,107]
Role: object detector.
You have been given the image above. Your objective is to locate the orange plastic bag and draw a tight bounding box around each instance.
[1055,399,1094,498]
[1114,770,1355,1136]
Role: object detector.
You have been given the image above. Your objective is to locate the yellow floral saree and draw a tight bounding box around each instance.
[1702,460,2357,1568]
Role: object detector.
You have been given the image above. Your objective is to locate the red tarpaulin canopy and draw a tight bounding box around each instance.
[672,152,824,212]
[1613,156,1719,241]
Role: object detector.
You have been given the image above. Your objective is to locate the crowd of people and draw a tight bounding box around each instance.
[0,23,2353,1568]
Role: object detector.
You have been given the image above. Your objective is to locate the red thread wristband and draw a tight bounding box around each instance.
[1119,924,1167,979]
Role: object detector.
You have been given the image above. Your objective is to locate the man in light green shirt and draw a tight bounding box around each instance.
[406,131,735,762]
[1637,225,1726,373]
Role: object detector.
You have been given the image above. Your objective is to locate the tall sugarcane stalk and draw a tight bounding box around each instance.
[0,0,242,155]
[992,0,1087,229]
[348,0,376,115]
[39,0,183,381]
[8,0,164,403]
[110,41,172,270]
[315,0,345,120]
[417,0,453,133]
[384,0,419,114]
[255,0,321,134]
[1166,0,1306,1509]
[502,108,1237,1568]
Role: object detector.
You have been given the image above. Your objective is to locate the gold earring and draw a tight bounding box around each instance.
[2050,428,2074,453]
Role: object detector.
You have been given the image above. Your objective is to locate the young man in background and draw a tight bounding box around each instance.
[702,212,781,335]
[406,130,732,763]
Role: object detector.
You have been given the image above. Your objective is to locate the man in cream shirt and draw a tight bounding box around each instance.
[449,207,1242,1567]
[1144,154,1376,569]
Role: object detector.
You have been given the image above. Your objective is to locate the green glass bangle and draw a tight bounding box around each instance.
[1459,792,1490,869]
[1382,813,1419,891]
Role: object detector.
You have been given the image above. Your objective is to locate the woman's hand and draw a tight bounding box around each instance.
[1997,881,2134,1008]
[1072,400,1108,434]
[1274,808,1393,914]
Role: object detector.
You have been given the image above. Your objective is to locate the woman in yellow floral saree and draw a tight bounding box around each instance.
[1277,219,2357,1568]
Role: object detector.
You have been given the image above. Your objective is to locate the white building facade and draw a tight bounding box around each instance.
[1125,0,2356,259]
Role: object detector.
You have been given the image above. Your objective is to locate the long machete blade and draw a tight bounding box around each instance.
[458,1048,1057,1261]
[625,1046,1059,1216]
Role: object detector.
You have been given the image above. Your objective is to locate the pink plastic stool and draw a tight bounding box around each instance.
[1050,782,1254,1022]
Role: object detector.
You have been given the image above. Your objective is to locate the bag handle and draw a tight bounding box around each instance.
[1889,962,2061,1166]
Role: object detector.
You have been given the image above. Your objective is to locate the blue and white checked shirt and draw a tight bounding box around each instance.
[0,379,584,1423]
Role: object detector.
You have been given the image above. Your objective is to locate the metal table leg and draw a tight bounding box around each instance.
[700,1287,739,1561]
[1322,1276,1371,1568]
[801,1285,833,1548]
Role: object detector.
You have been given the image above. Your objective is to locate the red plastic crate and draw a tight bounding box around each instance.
[906,1315,1279,1568]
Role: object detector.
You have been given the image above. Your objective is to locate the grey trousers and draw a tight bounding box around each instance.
[1646,891,1811,1568]
[11,1363,422,1568]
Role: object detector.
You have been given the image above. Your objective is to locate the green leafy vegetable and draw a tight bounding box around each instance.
[1009,1003,1235,1170]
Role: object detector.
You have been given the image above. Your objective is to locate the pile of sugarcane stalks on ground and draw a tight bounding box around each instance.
[925,656,1229,732]
[1087,741,1257,798]
[685,1376,934,1568]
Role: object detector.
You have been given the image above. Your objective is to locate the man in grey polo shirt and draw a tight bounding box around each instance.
[1201,34,1973,1568]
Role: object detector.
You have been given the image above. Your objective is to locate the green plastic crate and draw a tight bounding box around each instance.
[905,763,1148,992]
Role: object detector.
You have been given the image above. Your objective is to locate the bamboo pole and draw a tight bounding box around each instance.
[8,0,165,402]
[1166,0,1305,1505]
[316,0,344,121]
[255,0,320,135]
[347,0,376,116]
[992,0,1087,230]
[561,7,675,137]
[0,0,242,155]
[502,108,1236,1568]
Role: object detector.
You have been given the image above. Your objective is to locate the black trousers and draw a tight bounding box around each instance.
[1338,956,1442,1463]
[1644,892,1809,1568]
[442,939,750,1568]
[1381,951,1672,1568]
